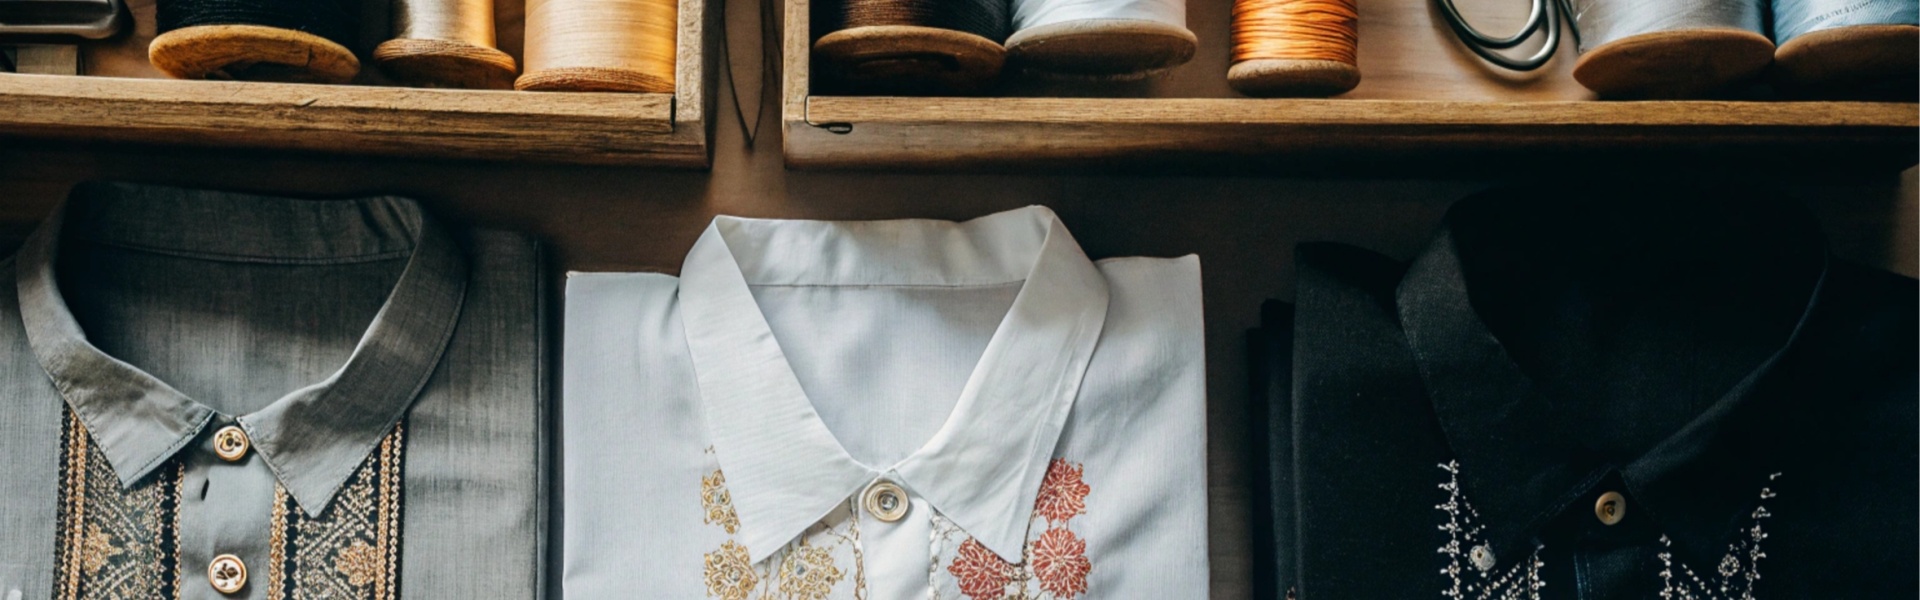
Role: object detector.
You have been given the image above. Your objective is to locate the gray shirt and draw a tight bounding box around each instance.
[0,182,547,600]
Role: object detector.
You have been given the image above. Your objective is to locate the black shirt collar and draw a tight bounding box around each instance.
[1395,191,1829,571]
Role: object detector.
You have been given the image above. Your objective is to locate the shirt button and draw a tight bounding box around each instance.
[208,554,247,594]
[862,480,909,522]
[212,426,250,462]
[1595,491,1626,526]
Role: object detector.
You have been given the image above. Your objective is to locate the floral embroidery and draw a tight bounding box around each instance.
[335,542,384,588]
[77,525,123,577]
[1030,529,1089,597]
[941,458,1093,600]
[1435,462,1545,600]
[53,410,182,600]
[703,470,742,535]
[705,541,760,600]
[698,461,861,600]
[948,539,1017,599]
[1033,460,1089,524]
[777,542,846,600]
[1656,473,1780,600]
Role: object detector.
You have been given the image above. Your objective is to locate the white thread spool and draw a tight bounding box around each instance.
[1771,0,1919,96]
[1005,0,1196,79]
[1568,0,1774,98]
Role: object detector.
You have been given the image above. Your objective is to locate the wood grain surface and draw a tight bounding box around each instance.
[0,0,713,166]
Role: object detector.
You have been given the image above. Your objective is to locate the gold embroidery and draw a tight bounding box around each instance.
[777,543,845,600]
[704,541,759,600]
[277,424,405,600]
[703,470,741,534]
[53,410,182,600]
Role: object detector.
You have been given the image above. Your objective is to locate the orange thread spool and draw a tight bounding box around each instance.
[1228,0,1361,97]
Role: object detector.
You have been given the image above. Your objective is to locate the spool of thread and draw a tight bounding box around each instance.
[1771,0,1918,97]
[1004,0,1196,80]
[148,0,361,83]
[1568,0,1774,98]
[518,0,677,92]
[1228,0,1360,97]
[812,0,1010,94]
[373,0,518,89]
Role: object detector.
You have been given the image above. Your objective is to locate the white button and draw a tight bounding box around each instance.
[212,426,250,462]
[208,554,246,594]
[1595,491,1626,526]
[862,480,909,522]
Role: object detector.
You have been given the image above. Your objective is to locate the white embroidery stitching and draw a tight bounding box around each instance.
[1656,473,1779,600]
[1436,461,1546,600]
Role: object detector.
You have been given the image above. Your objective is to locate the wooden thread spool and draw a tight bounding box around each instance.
[1568,0,1774,98]
[813,0,1010,94]
[149,0,360,83]
[1005,0,1197,80]
[374,0,518,89]
[1771,0,1918,98]
[1228,0,1360,97]
[518,0,677,92]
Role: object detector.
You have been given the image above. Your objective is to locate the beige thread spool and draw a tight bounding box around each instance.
[518,0,678,92]
[374,0,519,89]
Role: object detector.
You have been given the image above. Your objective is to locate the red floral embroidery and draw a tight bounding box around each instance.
[948,538,1016,600]
[1034,459,1090,524]
[1031,528,1091,598]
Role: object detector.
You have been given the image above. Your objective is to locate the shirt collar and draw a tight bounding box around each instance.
[679,206,1110,564]
[16,182,468,517]
[1395,190,1828,571]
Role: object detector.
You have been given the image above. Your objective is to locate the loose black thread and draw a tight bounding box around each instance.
[817,0,1012,43]
[157,0,358,48]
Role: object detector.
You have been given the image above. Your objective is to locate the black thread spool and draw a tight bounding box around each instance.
[149,0,361,83]
[813,0,1010,94]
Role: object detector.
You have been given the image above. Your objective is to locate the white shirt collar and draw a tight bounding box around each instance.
[678,206,1110,564]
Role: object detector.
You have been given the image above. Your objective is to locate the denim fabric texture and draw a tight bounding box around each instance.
[1269,187,1919,599]
[0,182,547,600]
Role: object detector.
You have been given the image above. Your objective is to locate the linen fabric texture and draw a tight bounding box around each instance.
[0,182,548,600]
[1261,187,1918,598]
[562,206,1209,599]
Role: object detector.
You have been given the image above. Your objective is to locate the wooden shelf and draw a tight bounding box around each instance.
[0,0,717,166]
[782,0,1919,172]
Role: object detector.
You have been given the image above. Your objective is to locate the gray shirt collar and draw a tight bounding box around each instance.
[15,182,469,516]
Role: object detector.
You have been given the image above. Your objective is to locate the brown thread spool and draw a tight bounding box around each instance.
[518,0,677,92]
[148,0,361,83]
[1228,0,1360,97]
[374,0,518,89]
[813,0,1010,94]
[1004,0,1197,80]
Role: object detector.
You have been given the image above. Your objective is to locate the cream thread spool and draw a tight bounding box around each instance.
[1568,0,1775,98]
[1005,0,1196,80]
[518,0,677,92]
[1772,0,1919,96]
[374,0,518,89]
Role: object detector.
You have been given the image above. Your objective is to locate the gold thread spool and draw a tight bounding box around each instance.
[1228,0,1360,97]
[518,0,677,92]
[374,0,518,89]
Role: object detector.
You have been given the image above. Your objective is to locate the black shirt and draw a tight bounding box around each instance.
[1259,187,1918,599]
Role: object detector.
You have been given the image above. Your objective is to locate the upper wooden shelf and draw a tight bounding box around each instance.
[781,0,1919,173]
[0,0,717,166]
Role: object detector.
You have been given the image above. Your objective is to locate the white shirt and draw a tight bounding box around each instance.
[562,206,1209,599]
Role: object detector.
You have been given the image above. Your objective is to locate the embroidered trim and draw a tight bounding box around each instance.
[269,423,406,600]
[1435,461,1545,600]
[1657,473,1780,600]
[53,410,182,600]
[699,458,861,600]
[940,458,1093,600]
